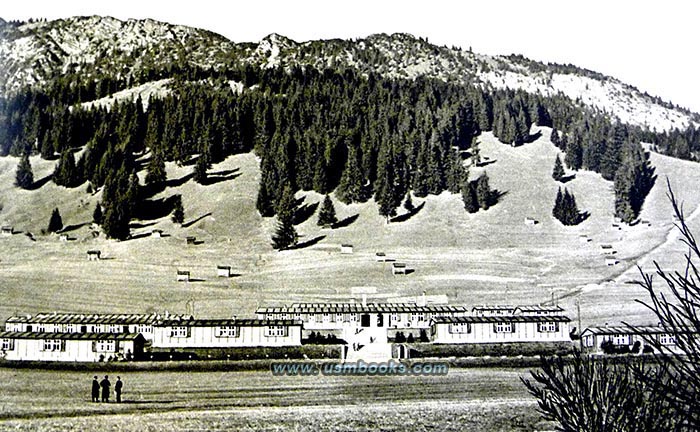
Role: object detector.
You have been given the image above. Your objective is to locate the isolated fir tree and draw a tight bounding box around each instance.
[48,208,63,233]
[614,142,656,223]
[403,193,415,213]
[256,157,276,217]
[471,140,482,166]
[272,184,298,250]
[100,161,135,241]
[600,124,628,180]
[514,109,530,146]
[39,133,54,160]
[193,154,208,184]
[553,187,584,225]
[476,173,493,210]
[53,150,78,187]
[552,155,566,182]
[145,150,166,189]
[336,144,366,204]
[564,137,583,171]
[15,152,34,189]
[93,202,103,225]
[171,194,184,225]
[461,180,479,213]
[550,128,561,149]
[317,195,338,227]
[125,171,140,214]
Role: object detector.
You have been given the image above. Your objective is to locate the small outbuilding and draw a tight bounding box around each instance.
[186,236,196,245]
[1,226,13,236]
[59,234,69,242]
[375,252,387,262]
[392,263,408,275]
[177,270,191,282]
[340,244,353,254]
[86,250,101,261]
[605,257,617,266]
[217,265,232,278]
[151,230,163,238]
[524,217,538,225]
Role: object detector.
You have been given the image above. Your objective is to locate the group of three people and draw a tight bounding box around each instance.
[91,375,123,403]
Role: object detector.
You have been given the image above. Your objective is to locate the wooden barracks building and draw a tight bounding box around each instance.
[0,299,575,362]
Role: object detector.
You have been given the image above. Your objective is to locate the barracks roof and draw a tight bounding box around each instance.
[431,315,571,324]
[581,325,696,336]
[154,319,302,327]
[256,303,468,314]
[6,313,186,325]
[0,331,145,341]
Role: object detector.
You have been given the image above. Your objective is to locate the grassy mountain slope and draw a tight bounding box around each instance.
[1,127,698,327]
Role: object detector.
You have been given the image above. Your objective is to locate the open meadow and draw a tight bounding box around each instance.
[0,367,548,431]
[1,128,700,329]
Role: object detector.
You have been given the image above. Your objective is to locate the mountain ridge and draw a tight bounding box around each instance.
[0,15,697,132]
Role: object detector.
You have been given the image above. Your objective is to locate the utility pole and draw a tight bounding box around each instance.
[577,296,583,351]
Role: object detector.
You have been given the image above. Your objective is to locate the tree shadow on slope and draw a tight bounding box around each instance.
[525,130,543,144]
[166,173,194,189]
[560,174,577,183]
[58,221,91,233]
[28,174,54,190]
[490,189,508,206]
[201,169,241,186]
[134,195,180,220]
[332,214,359,229]
[182,212,212,228]
[289,235,326,250]
[390,202,426,223]
[294,202,320,225]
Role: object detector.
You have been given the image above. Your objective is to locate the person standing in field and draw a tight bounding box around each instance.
[100,375,111,403]
[91,376,100,402]
[115,376,123,403]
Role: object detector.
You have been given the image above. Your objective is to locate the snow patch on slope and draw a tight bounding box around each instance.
[80,79,171,111]
[481,67,695,132]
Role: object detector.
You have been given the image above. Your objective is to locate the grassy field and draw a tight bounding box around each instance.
[0,367,550,431]
[1,128,699,328]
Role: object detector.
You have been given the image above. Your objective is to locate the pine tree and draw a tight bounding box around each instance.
[614,142,657,223]
[553,188,564,222]
[565,137,583,171]
[336,144,366,204]
[193,154,208,184]
[125,171,140,214]
[101,163,132,240]
[374,143,400,222]
[256,157,276,217]
[461,180,479,213]
[446,150,465,194]
[476,173,492,210]
[145,150,166,189]
[552,155,566,182]
[317,194,338,227]
[54,150,78,187]
[15,152,34,189]
[600,124,627,180]
[171,194,184,225]
[272,184,298,250]
[93,202,103,225]
[514,109,530,146]
[48,208,63,233]
[403,193,415,212]
[550,128,561,149]
[553,187,584,225]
